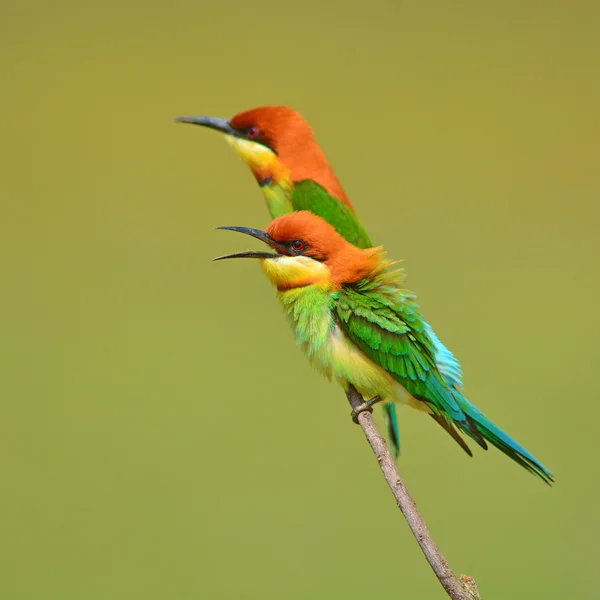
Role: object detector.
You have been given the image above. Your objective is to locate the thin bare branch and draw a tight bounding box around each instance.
[346,385,481,600]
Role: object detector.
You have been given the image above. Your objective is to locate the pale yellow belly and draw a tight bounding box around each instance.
[305,324,431,414]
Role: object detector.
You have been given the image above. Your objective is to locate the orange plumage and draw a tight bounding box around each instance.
[265,211,380,288]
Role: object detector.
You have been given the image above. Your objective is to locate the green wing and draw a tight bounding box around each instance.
[336,282,556,483]
[291,180,372,249]
[334,283,483,441]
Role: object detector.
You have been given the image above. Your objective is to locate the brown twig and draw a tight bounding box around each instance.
[346,385,481,600]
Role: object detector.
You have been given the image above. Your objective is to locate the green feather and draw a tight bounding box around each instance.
[290,180,372,248]
[335,274,553,484]
[383,402,401,458]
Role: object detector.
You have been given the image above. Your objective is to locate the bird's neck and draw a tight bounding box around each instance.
[225,134,293,198]
[223,134,352,213]
[259,177,294,219]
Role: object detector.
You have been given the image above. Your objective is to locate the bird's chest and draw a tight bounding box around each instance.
[278,288,337,370]
[279,289,393,398]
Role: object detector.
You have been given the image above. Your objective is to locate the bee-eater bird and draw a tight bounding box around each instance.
[175,106,370,246]
[214,211,553,485]
[174,106,470,455]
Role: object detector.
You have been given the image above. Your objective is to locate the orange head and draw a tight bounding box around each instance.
[215,211,379,290]
[175,106,351,208]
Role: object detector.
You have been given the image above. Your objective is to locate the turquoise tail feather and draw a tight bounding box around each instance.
[454,391,554,485]
[383,402,400,458]
[425,324,553,484]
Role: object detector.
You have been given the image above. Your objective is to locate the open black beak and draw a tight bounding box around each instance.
[213,226,288,261]
[174,115,237,136]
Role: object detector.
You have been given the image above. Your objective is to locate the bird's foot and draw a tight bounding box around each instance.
[351,396,383,424]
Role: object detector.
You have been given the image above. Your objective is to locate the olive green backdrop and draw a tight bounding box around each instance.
[2,1,598,598]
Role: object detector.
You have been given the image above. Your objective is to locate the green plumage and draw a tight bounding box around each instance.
[336,284,468,424]
[332,271,553,485]
[290,181,372,248]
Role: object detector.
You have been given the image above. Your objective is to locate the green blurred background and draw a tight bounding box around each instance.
[1,1,598,598]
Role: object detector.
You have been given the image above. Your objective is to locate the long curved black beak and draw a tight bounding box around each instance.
[213,226,288,261]
[174,115,236,136]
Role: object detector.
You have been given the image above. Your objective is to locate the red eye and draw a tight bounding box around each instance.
[291,240,305,252]
[247,126,258,138]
